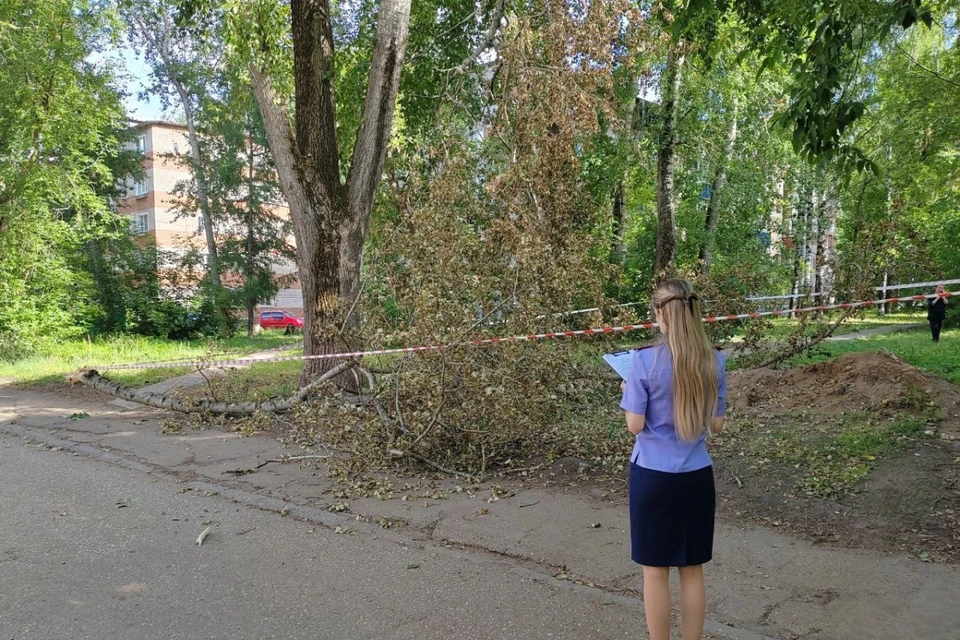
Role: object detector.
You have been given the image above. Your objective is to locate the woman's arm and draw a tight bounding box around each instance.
[714,353,728,435]
[626,411,646,435]
[620,352,649,436]
[711,417,725,435]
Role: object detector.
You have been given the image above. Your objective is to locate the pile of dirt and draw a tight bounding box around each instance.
[714,351,960,563]
[728,351,960,438]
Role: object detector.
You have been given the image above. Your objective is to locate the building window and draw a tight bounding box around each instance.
[134,179,148,197]
[132,213,149,234]
[136,135,146,155]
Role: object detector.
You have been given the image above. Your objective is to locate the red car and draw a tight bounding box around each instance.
[259,310,304,333]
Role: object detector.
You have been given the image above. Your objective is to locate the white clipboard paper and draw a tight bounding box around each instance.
[602,350,635,380]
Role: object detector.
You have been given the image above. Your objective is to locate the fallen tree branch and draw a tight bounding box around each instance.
[70,360,357,417]
[389,449,474,479]
[407,353,447,450]
[756,308,856,369]
[494,461,548,476]
[223,454,333,476]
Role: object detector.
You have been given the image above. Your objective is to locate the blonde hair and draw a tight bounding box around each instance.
[653,279,719,442]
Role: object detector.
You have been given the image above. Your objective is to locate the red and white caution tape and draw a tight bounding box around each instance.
[90,291,953,372]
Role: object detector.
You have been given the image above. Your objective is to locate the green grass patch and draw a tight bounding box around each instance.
[724,310,924,342]
[187,358,303,403]
[0,334,302,387]
[718,413,932,498]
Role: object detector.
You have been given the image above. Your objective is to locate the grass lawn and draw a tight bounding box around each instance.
[714,411,933,498]
[0,332,302,387]
[725,310,925,342]
[4,309,950,400]
[178,358,304,402]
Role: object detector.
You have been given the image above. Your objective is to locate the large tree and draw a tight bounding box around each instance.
[122,0,231,331]
[233,0,411,386]
[0,0,130,357]
[648,0,937,280]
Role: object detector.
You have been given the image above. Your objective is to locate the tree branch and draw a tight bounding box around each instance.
[346,0,412,224]
[71,360,356,416]
[248,63,318,251]
[290,0,342,192]
[443,0,506,75]
[895,43,960,90]
[756,309,855,369]
[388,449,474,479]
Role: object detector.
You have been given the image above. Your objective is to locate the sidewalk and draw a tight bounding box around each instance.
[1,383,958,640]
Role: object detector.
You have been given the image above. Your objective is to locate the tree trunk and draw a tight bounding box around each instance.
[818,186,838,303]
[245,130,257,340]
[75,361,355,416]
[177,88,222,299]
[809,187,819,298]
[654,48,684,284]
[250,0,412,388]
[610,71,643,265]
[128,10,228,333]
[698,96,738,277]
[770,170,785,259]
[610,181,627,262]
[86,238,123,331]
[883,144,894,315]
[788,187,802,316]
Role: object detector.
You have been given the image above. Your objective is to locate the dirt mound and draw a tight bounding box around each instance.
[729,351,960,438]
[715,351,960,563]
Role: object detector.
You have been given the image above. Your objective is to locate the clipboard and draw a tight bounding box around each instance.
[602,350,635,380]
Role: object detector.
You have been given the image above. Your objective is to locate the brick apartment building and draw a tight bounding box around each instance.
[118,120,304,315]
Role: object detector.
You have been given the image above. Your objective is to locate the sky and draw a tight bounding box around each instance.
[93,43,172,122]
[123,51,169,121]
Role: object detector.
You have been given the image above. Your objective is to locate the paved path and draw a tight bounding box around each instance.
[0,436,654,640]
[2,384,959,640]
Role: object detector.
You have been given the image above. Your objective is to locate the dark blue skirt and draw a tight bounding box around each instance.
[629,463,715,567]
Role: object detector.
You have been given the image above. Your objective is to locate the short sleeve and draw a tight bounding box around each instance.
[715,352,728,417]
[620,351,648,415]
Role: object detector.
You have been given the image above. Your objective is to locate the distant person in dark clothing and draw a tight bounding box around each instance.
[928,284,948,343]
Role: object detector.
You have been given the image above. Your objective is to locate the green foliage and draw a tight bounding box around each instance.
[681,0,935,171]
[169,73,296,333]
[178,357,303,403]
[0,0,132,360]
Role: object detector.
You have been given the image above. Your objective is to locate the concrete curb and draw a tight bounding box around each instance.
[0,419,781,640]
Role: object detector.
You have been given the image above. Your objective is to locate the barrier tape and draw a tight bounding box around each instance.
[88,291,953,372]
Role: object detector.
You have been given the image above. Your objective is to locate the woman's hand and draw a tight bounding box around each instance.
[620,381,626,393]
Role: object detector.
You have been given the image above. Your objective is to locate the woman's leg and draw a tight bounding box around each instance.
[678,564,706,640]
[932,319,942,343]
[642,565,672,640]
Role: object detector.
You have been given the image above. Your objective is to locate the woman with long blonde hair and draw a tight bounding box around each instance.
[620,279,727,640]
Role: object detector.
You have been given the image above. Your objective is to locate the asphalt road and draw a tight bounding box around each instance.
[0,435,649,640]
